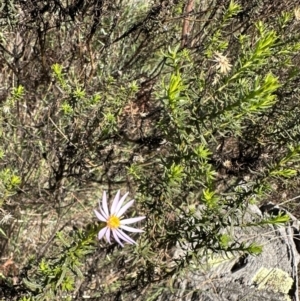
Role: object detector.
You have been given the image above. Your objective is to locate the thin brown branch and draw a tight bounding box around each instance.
[181,0,195,47]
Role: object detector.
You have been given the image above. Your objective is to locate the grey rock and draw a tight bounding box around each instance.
[155,204,300,301]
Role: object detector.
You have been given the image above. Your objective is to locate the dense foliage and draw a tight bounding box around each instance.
[0,0,300,300]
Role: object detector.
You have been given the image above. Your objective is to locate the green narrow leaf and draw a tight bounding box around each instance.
[23,277,43,291]
[56,267,67,289]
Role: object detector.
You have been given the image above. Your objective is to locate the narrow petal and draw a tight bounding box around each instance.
[94,210,106,222]
[99,196,108,218]
[115,228,136,244]
[105,228,111,244]
[112,229,124,247]
[101,191,109,218]
[99,207,108,220]
[98,227,108,240]
[120,216,146,225]
[110,190,121,215]
[120,225,144,233]
[114,192,129,215]
[116,200,135,217]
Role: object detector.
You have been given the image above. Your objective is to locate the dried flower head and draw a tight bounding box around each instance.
[222,159,232,169]
[0,209,13,225]
[94,190,145,247]
[295,7,300,21]
[212,74,221,86]
[213,51,232,75]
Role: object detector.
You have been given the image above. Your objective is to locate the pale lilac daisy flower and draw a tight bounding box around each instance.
[94,190,146,247]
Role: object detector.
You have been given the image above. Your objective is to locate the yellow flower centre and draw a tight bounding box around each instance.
[107,215,120,229]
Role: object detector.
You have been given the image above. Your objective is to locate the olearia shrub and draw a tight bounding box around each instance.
[127,0,300,290]
[0,1,300,300]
